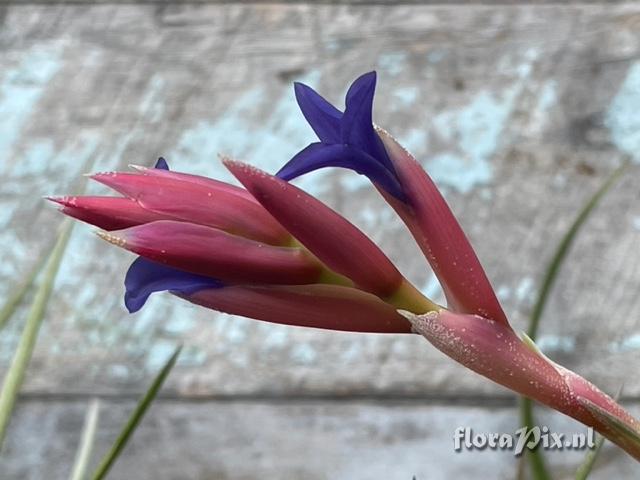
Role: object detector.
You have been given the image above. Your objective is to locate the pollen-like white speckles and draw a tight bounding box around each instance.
[96,230,126,247]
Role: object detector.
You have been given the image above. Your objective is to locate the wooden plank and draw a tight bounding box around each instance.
[0,4,639,397]
[2,400,640,479]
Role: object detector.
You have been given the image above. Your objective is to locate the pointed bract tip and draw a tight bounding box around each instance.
[128,164,149,172]
[397,309,439,330]
[220,157,242,168]
[222,158,265,178]
[89,171,119,182]
[95,230,127,247]
[45,196,76,208]
[44,195,66,205]
[217,153,237,163]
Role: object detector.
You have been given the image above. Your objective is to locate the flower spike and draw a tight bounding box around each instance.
[49,76,640,462]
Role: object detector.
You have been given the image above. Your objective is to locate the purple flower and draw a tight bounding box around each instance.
[277,71,406,201]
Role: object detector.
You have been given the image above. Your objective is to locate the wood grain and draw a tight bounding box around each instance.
[3,400,640,479]
[0,4,639,400]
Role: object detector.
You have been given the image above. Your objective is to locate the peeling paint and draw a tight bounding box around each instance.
[0,42,64,170]
[392,86,419,107]
[378,52,408,77]
[178,346,207,367]
[215,313,250,344]
[138,75,165,123]
[421,48,545,193]
[291,343,317,365]
[261,326,290,350]
[145,341,178,372]
[162,316,195,336]
[529,80,557,133]
[515,276,535,303]
[398,128,428,156]
[537,335,576,354]
[426,49,446,64]
[420,273,445,305]
[606,61,640,162]
[108,364,130,381]
[610,334,640,353]
[169,71,324,194]
[496,285,511,301]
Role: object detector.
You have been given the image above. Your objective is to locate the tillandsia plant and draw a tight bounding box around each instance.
[49,71,640,461]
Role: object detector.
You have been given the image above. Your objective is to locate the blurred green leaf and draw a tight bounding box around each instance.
[526,162,627,340]
[0,247,51,332]
[518,163,627,480]
[69,399,101,480]
[574,386,624,480]
[91,345,181,480]
[518,396,549,480]
[0,218,75,447]
[574,432,606,480]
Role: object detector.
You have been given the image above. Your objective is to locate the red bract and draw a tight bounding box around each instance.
[97,220,322,286]
[185,284,411,334]
[225,160,404,298]
[376,127,507,324]
[47,196,166,231]
[91,170,289,245]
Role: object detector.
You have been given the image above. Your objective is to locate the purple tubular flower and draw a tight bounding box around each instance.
[125,257,222,313]
[276,72,406,201]
[124,159,225,312]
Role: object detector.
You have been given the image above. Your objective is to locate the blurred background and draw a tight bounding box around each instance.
[1,2,640,479]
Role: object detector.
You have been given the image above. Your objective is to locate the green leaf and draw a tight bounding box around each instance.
[574,386,624,480]
[0,218,75,447]
[527,162,627,340]
[0,246,51,332]
[518,397,550,480]
[519,163,627,480]
[574,432,606,480]
[91,345,181,480]
[69,399,101,480]
[577,396,640,446]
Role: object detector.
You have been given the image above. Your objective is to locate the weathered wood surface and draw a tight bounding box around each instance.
[1,4,640,399]
[2,3,640,479]
[3,400,640,480]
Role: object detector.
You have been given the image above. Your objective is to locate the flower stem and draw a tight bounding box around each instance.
[386,279,440,314]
